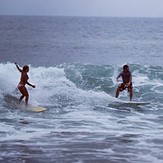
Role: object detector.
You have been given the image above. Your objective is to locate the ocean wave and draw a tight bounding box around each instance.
[0,62,163,163]
[0,62,163,108]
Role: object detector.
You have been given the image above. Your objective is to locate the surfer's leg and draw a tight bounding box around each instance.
[129,88,133,101]
[128,83,133,101]
[18,87,25,104]
[116,83,125,98]
[19,95,24,104]
[24,88,29,107]
[19,86,29,106]
[116,87,120,98]
[25,94,29,107]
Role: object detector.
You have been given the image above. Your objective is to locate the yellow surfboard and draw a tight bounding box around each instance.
[17,104,47,112]
[4,94,47,112]
[27,105,47,112]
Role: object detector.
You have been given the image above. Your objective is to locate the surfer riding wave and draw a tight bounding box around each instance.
[15,63,35,107]
[115,64,133,101]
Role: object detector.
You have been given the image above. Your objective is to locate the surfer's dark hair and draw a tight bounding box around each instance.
[123,65,129,70]
[23,65,29,71]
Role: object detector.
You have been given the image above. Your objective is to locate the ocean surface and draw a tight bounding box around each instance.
[0,16,163,163]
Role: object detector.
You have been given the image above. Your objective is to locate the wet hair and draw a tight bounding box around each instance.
[23,65,29,71]
[123,64,129,70]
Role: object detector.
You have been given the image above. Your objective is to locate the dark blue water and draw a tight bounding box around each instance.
[0,16,163,163]
[1,16,163,66]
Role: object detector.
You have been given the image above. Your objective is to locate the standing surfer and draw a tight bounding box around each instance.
[15,63,35,106]
[115,64,133,101]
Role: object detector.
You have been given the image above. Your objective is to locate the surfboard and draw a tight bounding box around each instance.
[3,94,47,112]
[108,100,150,108]
[27,105,47,112]
[12,103,47,112]
[122,101,150,106]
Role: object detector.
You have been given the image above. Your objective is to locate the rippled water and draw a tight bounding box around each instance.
[0,63,163,162]
[0,16,163,162]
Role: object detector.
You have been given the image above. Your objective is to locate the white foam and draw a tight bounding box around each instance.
[0,63,19,94]
[0,63,116,107]
[1,63,161,107]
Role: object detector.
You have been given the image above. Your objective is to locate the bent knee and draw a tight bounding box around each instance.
[26,93,29,97]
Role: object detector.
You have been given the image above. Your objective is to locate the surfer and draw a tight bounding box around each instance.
[15,63,35,107]
[115,64,133,101]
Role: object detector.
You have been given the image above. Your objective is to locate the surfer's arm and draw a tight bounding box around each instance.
[15,63,22,73]
[116,73,122,82]
[27,81,35,88]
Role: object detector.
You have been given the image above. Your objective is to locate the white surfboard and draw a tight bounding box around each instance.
[108,100,150,108]
[121,101,150,106]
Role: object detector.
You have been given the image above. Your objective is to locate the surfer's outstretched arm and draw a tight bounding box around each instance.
[15,63,22,73]
[27,81,35,88]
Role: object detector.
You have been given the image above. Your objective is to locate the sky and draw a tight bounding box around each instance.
[0,0,163,17]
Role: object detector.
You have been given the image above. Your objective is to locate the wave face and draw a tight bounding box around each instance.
[0,62,163,162]
[1,63,163,106]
